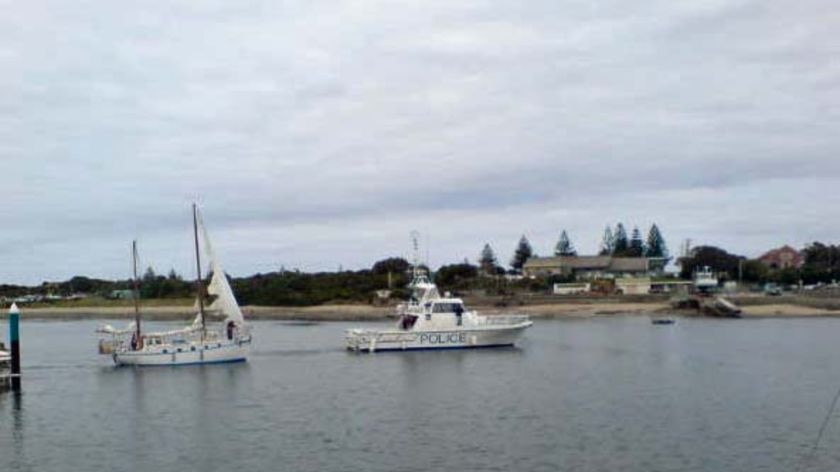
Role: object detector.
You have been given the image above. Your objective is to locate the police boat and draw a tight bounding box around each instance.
[345,269,532,352]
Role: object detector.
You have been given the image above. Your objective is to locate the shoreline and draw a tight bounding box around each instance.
[6,301,840,321]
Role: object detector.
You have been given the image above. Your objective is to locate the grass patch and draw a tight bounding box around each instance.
[13,297,194,309]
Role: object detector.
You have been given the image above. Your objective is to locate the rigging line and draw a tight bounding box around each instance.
[797,380,840,472]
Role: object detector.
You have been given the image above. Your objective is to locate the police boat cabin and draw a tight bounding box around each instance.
[346,270,532,352]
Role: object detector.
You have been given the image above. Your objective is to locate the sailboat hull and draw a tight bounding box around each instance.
[113,338,251,366]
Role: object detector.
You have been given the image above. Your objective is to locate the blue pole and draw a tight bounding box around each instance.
[9,303,21,391]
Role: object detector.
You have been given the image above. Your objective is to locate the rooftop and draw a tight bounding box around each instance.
[524,256,650,272]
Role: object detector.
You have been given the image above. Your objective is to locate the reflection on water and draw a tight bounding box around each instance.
[10,392,24,469]
[3,318,840,471]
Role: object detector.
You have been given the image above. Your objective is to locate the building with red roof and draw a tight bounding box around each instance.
[758,245,804,270]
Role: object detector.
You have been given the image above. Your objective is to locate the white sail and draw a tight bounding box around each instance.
[199,212,245,325]
[206,263,245,324]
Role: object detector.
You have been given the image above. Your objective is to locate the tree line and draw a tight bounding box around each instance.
[597,223,668,258]
[476,223,669,275]
[1,223,668,303]
[678,242,840,285]
[11,228,836,306]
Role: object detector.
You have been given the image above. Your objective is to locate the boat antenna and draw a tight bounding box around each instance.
[132,240,141,347]
[193,203,206,338]
[410,230,421,278]
[425,232,431,281]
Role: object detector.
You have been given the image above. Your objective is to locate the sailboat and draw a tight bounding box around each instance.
[97,204,251,366]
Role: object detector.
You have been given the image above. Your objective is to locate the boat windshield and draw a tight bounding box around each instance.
[432,303,465,313]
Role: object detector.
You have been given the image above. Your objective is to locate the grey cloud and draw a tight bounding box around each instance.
[0,0,838,283]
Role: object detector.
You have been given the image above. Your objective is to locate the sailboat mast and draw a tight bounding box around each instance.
[193,203,206,337]
[132,240,141,344]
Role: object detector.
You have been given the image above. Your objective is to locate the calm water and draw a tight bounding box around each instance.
[3,316,840,471]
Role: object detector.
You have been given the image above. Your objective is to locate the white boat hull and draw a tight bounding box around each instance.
[346,322,532,353]
[113,338,251,366]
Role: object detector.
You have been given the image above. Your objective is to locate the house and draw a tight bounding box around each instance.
[615,277,651,295]
[523,255,658,279]
[758,245,804,270]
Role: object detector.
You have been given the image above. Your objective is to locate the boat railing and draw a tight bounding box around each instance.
[98,337,128,355]
[237,324,253,337]
[345,328,419,349]
[475,314,531,326]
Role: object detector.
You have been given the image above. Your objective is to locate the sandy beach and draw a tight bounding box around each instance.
[481,302,840,318]
[736,304,840,317]
[9,299,840,321]
[11,304,392,321]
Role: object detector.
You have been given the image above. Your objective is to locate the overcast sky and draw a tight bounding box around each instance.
[1,0,838,284]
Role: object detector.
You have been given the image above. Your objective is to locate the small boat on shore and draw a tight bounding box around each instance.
[346,269,532,352]
[670,294,742,318]
[97,205,252,366]
[693,266,718,293]
[703,296,742,318]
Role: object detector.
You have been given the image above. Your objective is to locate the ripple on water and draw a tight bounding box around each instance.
[2,318,840,471]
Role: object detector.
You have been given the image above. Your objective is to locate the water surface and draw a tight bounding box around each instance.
[2,316,840,471]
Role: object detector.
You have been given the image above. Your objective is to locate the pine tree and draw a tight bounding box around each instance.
[479,243,498,275]
[645,224,668,259]
[510,235,534,273]
[599,226,614,255]
[629,226,645,257]
[613,223,629,256]
[554,230,577,256]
